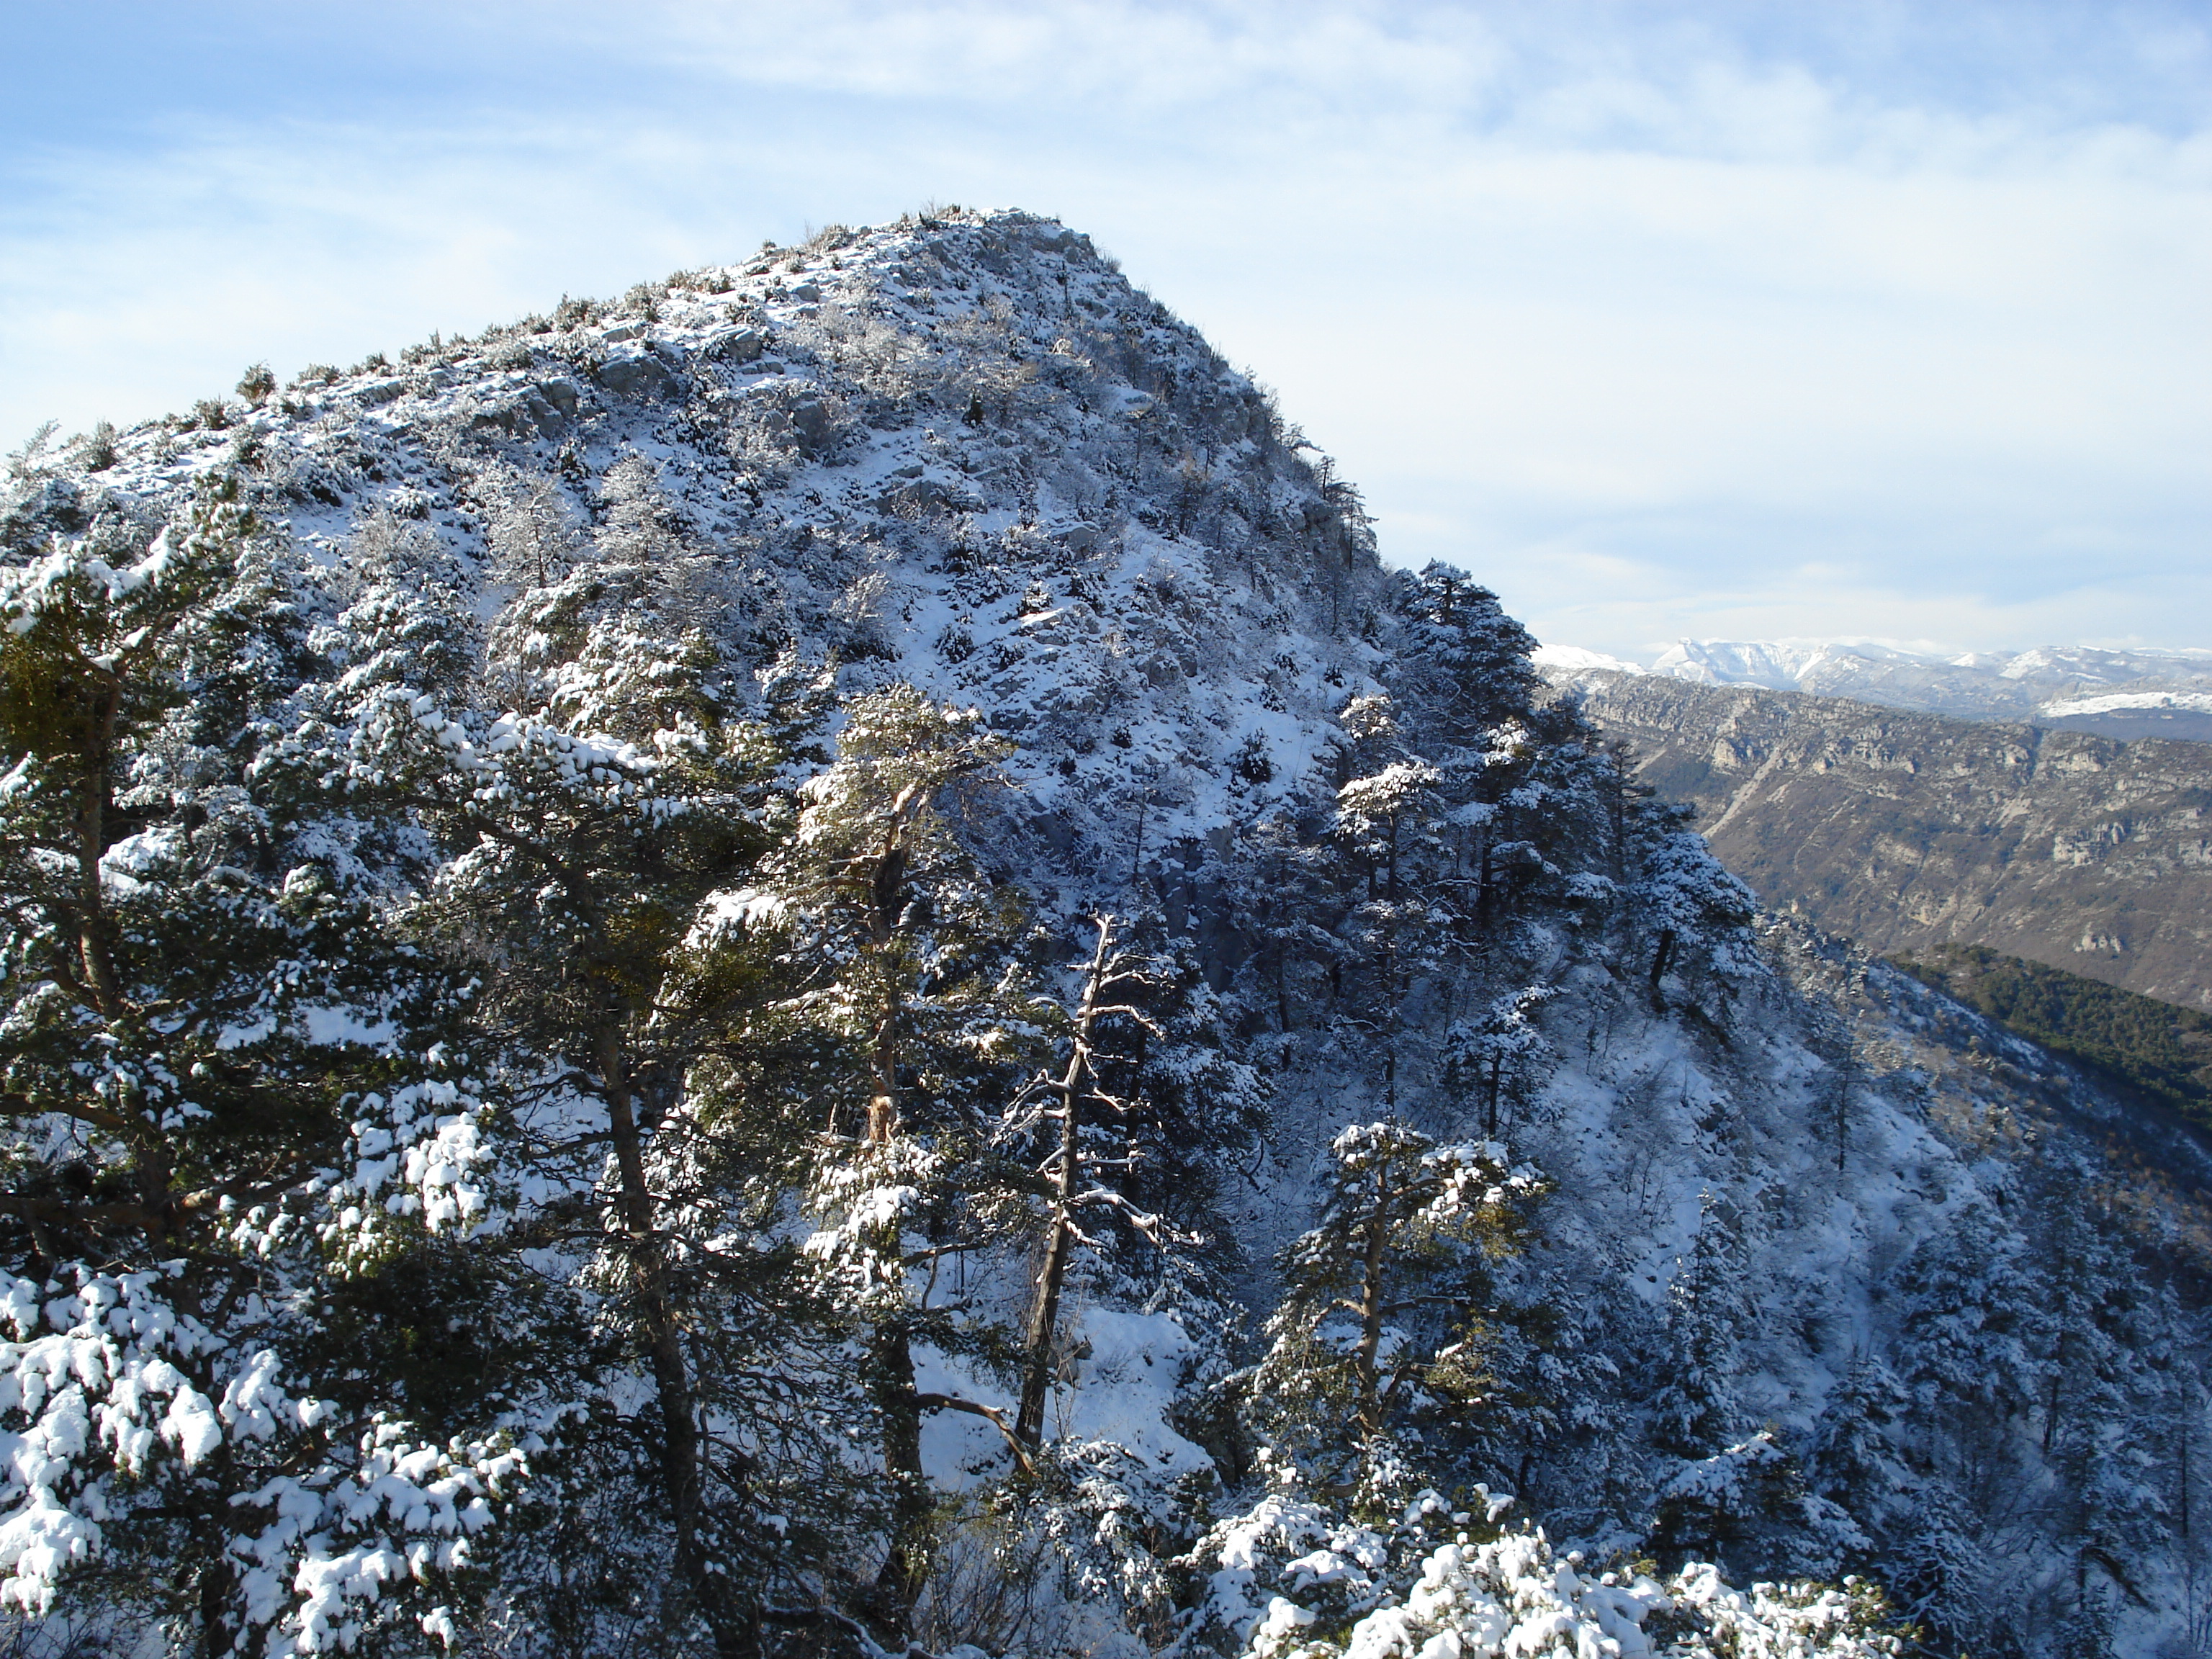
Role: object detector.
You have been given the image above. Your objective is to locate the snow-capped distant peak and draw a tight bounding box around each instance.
[1531,643,1640,676]
[2038,690,2212,718]
[1535,634,2212,732]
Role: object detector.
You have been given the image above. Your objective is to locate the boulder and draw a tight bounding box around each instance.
[703,327,765,365]
[596,349,677,401]
[878,480,940,513]
[465,402,530,440]
[788,396,832,449]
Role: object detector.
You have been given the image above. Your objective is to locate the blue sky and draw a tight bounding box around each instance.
[2,1,2206,659]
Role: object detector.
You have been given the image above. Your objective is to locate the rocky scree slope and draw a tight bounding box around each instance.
[1560,670,2212,1015]
[3,209,2211,1658]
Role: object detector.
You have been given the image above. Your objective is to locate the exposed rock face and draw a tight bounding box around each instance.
[1570,671,2212,1012]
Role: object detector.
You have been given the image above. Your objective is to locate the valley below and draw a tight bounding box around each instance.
[1558,670,2212,1016]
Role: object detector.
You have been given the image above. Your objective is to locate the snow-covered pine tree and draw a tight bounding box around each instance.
[1806,1353,1909,1545]
[1442,986,1555,1143]
[1249,1122,1537,1505]
[1650,1192,1750,1463]
[1329,698,1444,1112]
[0,485,525,1654]
[1009,916,1149,1449]
[1388,565,1539,751]
[1883,1196,2042,1651]
[1632,827,1761,1018]
[741,685,1042,1635]
[1646,1191,1860,1583]
[358,554,842,1655]
[2029,1163,2164,1630]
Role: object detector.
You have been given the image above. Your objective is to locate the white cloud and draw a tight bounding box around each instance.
[1,0,2204,657]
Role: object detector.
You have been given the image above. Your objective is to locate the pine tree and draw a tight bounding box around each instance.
[1251,1121,1535,1503]
[1885,1483,1996,1655]
[0,488,525,1652]
[1011,916,1146,1448]
[1632,828,1759,1015]
[744,685,1040,1633]
[1390,563,1539,748]
[1892,1200,2038,1441]
[1329,694,1444,1108]
[1806,1353,1907,1534]
[2030,1165,2161,1609]
[1443,985,1555,1141]
[1651,1192,1748,1460]
[364,574,814,1656]
[1645,1193,1858,1580]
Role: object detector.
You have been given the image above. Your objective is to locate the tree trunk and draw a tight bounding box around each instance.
[1353,1169,1393,1442]
[68,683,175,1236]
[598,1023,758,1659]
[73,696,125,1017]
[2181,1403,2193,1543]
[1648,930,1676,1012]
[195,1511,241,1658]
[2044,1326,2069,1455]
[868,1315,932,1625]
[1834,1073,1850,1172]
[1017,918,1116,1447]
[866,1008,902,1143]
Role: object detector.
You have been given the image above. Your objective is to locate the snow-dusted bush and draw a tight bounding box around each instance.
[1189,1491,1900,1659]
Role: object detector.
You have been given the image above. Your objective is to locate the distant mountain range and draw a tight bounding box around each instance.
[1550,668,2212,1013]
[1537,637,2212,742]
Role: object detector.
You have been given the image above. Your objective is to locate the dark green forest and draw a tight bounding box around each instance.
[1892,943,2212,1127]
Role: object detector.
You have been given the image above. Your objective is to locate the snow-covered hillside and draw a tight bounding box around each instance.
[4,208,2208,1659]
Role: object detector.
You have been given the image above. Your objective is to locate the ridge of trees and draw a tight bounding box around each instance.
[0,482,1912,1656]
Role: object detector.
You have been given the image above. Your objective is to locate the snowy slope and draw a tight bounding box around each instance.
[7,208,2209,1657]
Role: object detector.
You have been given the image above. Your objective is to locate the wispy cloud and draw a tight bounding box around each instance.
[2,1,2204,655]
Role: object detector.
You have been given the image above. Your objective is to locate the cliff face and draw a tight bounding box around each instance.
[1572,671,2212,1011]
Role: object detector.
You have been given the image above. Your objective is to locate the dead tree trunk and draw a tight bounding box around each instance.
[1016,917,1119,1448]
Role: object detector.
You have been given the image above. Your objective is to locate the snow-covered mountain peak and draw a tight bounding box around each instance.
[6,210,2208,1658]
[1529,642,1640,676]
[10,205,1393,895]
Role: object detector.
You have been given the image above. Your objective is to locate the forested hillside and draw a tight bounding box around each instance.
[2,209,2207,1659]
[1891,945,2212,1130]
